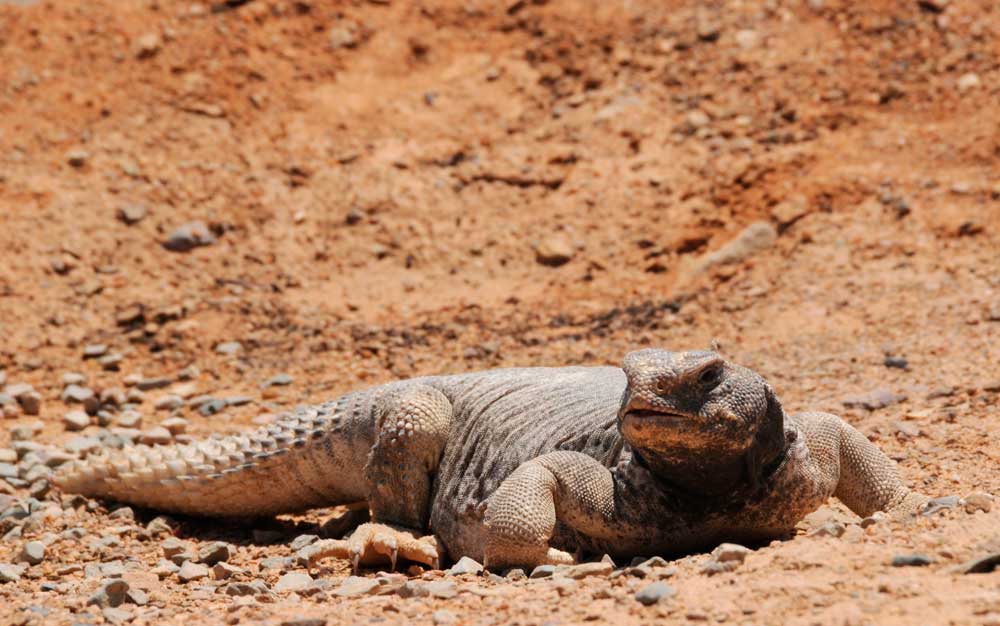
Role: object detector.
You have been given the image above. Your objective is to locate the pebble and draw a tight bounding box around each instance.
[198,541,234,565]
[153,395,184,411]
[117,204,148,225]
[17,541,45,565]
[564,561,613,579]
[163,221,216,252]
[103,607,132,624]
[152,559,180,578]
[0,463,17,479]
[215,341,243,355]
[177,560,210,583]
[66,149,89,167]
[109,507,134,521]
[199,399,228,416]
[160,417,188,435]
[891,553,933,567]
[64,435,101,455]
[535,235,575,267]
[137,377,173,391]
[63,410,91,431]
[771,195,809,227]
[133,32,161,58]
[447,556,483,576]
[0,563,26,583]
[921,495,961,516]
[223,580,270,596]
[333,576,381,597]
[712,543,751,563]
[290,534,319,551]
[841,388,904,411]
[529,564,556,579]
[83,344,108,358]
[139,427,173,445]
[884,356,909,369]
[275,571,314,593]
[809,521,846,538]
[693,222,777,273]
[264,373,294,388]
[178,365,200,381]
[635,581,676,606]
[16,391,41,416]
[282,620,327,626]
[212,562,244,580]
[88,579,129,608]
[957,73,980,92]
[424,580,458,599]
[115,411,143,429]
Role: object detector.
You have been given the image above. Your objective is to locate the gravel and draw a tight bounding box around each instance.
[447,556,483,576]
[164,221,216,252]
[63,410,91,431]
[274,571,314,593]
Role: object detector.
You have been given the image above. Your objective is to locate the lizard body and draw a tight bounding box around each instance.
[55,350,925,569]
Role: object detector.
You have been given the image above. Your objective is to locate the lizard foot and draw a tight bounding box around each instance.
[302,523,441,573]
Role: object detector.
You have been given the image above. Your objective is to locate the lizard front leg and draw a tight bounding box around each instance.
[483,451,618,570]
[794,412,928,518]
[308,384,450,571]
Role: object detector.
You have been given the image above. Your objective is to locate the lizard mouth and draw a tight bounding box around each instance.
[622,409,691,423]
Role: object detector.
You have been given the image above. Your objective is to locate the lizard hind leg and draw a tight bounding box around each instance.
[357,383,452,570]
[304,523,442,572]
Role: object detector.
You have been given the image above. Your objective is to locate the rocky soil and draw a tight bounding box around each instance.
[0,0,998,624]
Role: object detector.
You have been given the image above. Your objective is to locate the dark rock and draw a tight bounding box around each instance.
[884,356,909,370]
[198,541,234,565]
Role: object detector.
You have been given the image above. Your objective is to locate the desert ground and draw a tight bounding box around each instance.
[0,0,998,624]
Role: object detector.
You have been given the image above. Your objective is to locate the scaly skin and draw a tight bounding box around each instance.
[56,350,927,570]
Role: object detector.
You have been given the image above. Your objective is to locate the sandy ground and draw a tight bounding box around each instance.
[0,0,998,624]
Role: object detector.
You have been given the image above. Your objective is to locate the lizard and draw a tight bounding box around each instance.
[54,349,929,571]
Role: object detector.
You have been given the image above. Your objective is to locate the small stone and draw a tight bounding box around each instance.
[808,522,846,538]
[963,492,993,513]
[505,568,526,581]
[198,541,234,565]
[152,559,179,578]
[535,235,575,267]
[160,417,188,435]
[62,385,98,413]
[692,222,777,274]
[66,149,89,167]
[134,32,161,58]
[0,563,26,583]
[126,588,148,606]
[290,534,319,551]
[117,204,147,225]
[530,564,556,579]
[199,399,228,416]
[564,561,613,579]
[17,541,45,565]
[957,73,980,92]
[282,620,327,626]
[274,571,314,593]
[83,344,108,358]
[215,341,242,356]
[921,495,961,516]
[88,579,129,608]
[860,512,888,528]
[884,356,908,370]
[771,195,809,227]
[115,411,143,429]
[635,581,676,606]
[842,388,904,411]
[263,373,294,388]
[212,561,244,580]
[892,420,921,438]
[447,556,483,576]
[225,396,253,407]
[891,553,933,567]
[224,580,270,596]
[425,580,457,599]
[102,607,132,623]
[329,22,359,49]
[146,516,175,535]
[153,395,183,411]
[17,392,41,416]
[177,365,200,381]
[64,435,101,455]
[177,560,210,583]
[734,29,758,49]
[685,109,711,128]
[63,411,91,431]
[164,221,216,252]
[137,377,173,391]
[712,543,751,562]
[333,575,381,597]
[139,427,173,445]
[108,507,134,521]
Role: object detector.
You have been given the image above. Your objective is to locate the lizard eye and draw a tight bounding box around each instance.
[655,379,667,394]
[699,366,722,389]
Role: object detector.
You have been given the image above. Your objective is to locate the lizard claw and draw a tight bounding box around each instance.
[342,523,441,572]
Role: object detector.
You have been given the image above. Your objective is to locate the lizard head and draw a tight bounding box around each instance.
[618,349,787,497]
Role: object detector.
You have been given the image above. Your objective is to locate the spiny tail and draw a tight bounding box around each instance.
[53,397,372,517]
